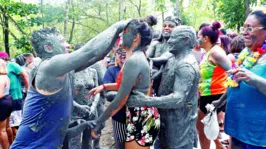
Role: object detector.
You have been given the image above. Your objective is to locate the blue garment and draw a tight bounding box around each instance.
[225,63,266,147]
[10,73,73,149]
[103,65,126,123]
[232,137,266,149]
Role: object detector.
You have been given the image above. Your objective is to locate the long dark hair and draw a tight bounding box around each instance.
[126,19,153,47]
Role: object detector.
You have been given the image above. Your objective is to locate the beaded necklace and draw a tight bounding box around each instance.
[227,41,266,87]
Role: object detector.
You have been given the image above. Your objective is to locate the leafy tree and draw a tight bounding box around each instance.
[215,0,257,31]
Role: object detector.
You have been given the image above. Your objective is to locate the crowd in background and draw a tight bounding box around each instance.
[0,9,266,149]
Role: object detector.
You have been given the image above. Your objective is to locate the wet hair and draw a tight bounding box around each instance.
[126,19,152,47]
[144,15,158,27]
[31,27,60,58]
[74,43,85,51]
[199,23,210,30]
[230,35,245,54]
[220,28,227,35]
[200,21,221,44]
[164,16,181,26]
[220,35,230,54]
[249,10,266,28]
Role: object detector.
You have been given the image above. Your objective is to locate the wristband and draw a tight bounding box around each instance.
[102,84,106,90]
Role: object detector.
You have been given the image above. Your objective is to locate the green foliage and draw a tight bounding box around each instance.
[216,0,245,31]
[183,0,215,30]
[215,0,257,31]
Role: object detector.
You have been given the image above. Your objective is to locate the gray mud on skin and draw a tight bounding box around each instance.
[127,26,200,149]
[10,20,129,149]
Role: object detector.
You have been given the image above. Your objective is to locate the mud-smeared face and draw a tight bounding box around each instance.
[168,31,186,55]
[46,34,71,55]
[162,21,176,39]
[242,15,266,51]
[121,24,137,50]
[197,30,207,49]
[168,26,196,56]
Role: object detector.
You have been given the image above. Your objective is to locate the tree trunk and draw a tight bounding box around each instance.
[68,0,75,44]
[119,0,122,20]
[244,0,250,18]
[162,11,164,23]
[40,0,44,29]
[64,0,70,37]
[3,7,9,55]
[123,0,126,19]
[138,0,141,17]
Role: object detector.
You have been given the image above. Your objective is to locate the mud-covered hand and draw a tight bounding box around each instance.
[230,68,258,86]
[151,66,163,81]
[211,99,223,110]
[80,105,91,117]
[113,19,132,31]
[85,120,97,129]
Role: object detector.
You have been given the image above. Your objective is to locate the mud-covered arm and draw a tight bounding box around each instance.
[211,48,231,71]
[250,75,266,96]
[73,100,91,117]
[42,21,128,77]
[150,51,173,66]
[211,91,227,110]
[127,64,196,109]
[94,58,140,130]
[146,40,158,58]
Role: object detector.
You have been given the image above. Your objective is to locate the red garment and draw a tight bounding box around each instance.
[116,71,123,89]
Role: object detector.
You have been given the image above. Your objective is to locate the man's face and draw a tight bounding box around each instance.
[48,34,71,54]
[26,56,34,64]
[168,30,187,55]
[162,21,176,39]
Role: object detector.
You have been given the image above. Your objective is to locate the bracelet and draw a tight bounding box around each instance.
[102,84,106,90]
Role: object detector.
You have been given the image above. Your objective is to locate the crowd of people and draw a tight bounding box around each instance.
[0,9,265,149]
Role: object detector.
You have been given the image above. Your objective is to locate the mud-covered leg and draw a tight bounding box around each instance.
[82,128,92,149]
[63,119,96,149]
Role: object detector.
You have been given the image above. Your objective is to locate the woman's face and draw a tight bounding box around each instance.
[197,30,207,48]
[242,15,266,51]
[162,21,176,38]
[115,49,126,67]
[121,25,137,50]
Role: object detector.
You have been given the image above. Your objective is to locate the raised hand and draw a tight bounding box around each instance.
[87,85,104,98]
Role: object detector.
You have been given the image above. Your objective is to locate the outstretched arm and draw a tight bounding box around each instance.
[42,20,129,77]
[94,58,141,131]
[127,64,197,109]
[212,91,227,110]
[150,51,173,66]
